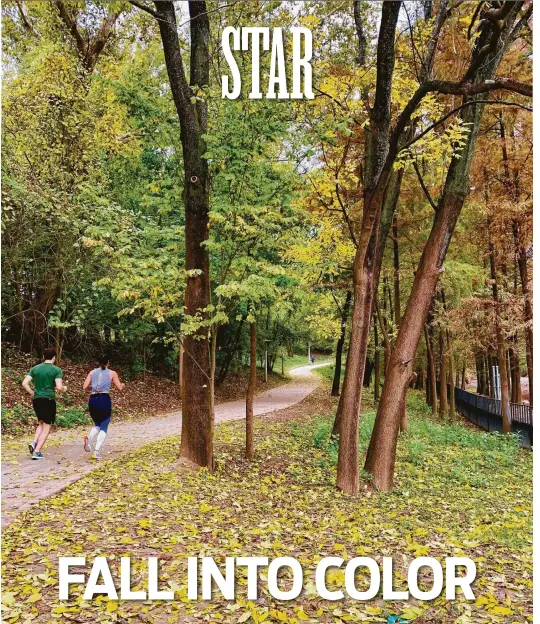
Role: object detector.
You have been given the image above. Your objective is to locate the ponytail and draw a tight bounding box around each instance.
[98,353,110,370]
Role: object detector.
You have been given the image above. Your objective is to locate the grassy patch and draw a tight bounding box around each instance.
[2,388,532,623]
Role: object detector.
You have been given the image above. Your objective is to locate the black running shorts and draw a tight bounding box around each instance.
[32,398,57,425]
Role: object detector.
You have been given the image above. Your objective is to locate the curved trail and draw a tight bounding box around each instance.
[1,362,331,526]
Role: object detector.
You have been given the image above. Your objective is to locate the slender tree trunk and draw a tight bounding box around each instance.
[439,328,448,417]
[374,322,380,402]
[365,100,497,487]
[363,0,524,491]
[516,238,533,405]
[155,1,213,467]
[488,354,495,398]
[424,324,438,417]
[246,321,256,459]
[178,340,184,401]
[336,1,402,495]
[447,330,456,421]
[461,364,466,390]
[332,291,352,397]
[476,353,485,394]
[392,217,401,326]
[501,111,532,404]
[506,349,512,400]
[510,346,522,403]
[489,226,512,433]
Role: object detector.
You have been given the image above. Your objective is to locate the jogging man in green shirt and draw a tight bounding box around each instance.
[22,347,67,460]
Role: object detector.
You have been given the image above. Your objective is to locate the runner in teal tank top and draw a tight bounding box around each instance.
[82,354,125,460]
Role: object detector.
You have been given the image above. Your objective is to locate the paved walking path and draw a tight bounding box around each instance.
[1,362,330,526]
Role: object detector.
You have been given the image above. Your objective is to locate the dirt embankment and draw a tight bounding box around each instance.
[1,344,287,433]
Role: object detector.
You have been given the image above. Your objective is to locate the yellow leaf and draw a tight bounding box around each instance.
[26,593,41,603]
[106,601,118,612]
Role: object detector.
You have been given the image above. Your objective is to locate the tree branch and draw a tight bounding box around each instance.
[353,0,367,67]
[425,78,532,98]
[335,182,358,248]
[128,0,159,19]
[54,0,86,60]
[15,0,39,36]
[412,161,437,211]
[86,9,121,71]
[401,99,532,153]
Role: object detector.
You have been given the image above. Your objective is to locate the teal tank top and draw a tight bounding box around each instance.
[90,368,112,393]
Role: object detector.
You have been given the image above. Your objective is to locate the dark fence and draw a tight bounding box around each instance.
[453,386,533,448]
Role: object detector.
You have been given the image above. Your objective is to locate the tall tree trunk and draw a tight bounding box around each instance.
[509,346,522,403]
[363,0,523,488]
[392,217,401,327]
[178,340,184,401]
[513,226,533,405]
[438,328,448,417]
[374,321,380,402]
[500,114,532,405]
[476,353,485,395]
[489,225,512,433]
[246,321,256,459]
[155,1,213,468]
[336,1,402,495]
[461,364,466,391]
[424,323,438,416]
[447,330,456,421]
[488,354,495,398]
[332,291,352,397]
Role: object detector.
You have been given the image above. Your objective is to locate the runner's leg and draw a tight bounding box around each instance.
[34,423,51,452]
[86,426,100,452]
[94,417,111,454]
[32,422,43,448]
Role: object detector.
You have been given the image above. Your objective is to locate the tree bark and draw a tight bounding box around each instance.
[489,225,512,433]
[332,291,352,396]
[447,330,456,421]
[392,217,401,327]
[178,340,184,401]
[500,117,532,405]
[246,321,256,459]
[514,225,533,405]
[363,2,524,490]
[336,1,402,495]
[424,323,438,417]
[154,1,213,468]
[438,328,448,417]
[374,321,380,402]
[488,354,495,398]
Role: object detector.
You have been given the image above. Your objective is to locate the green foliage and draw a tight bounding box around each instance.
[54,407,90,429]
[1,405,32,434]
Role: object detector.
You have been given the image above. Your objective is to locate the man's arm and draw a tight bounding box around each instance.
[55,377,67,394]
[111,371,125,392]
[22,375,34,398]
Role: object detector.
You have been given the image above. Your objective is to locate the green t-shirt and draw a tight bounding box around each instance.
[29,362,62,399]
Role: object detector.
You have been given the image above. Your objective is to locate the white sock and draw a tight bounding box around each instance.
[95,430,107,453]
[88,426,100,452]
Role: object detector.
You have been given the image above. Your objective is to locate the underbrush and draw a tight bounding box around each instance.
[1,405,90,433]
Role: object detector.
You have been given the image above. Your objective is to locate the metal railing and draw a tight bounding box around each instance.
[451,385,533,447]
[454,387,533,426]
